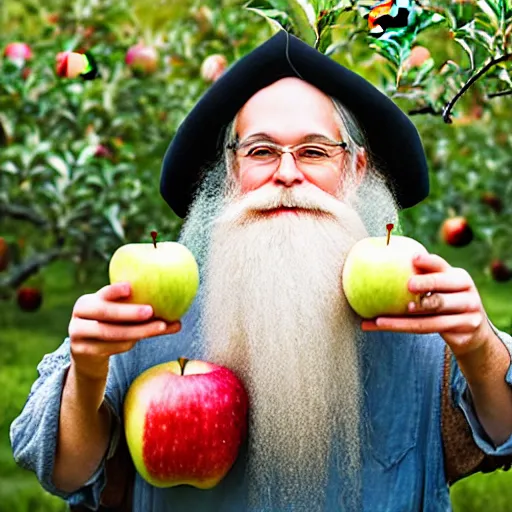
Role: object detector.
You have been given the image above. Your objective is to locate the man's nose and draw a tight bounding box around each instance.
[272,152,305,187]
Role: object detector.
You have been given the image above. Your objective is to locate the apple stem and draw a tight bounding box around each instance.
[151,230,158,248]
[386,223,394,246]
[178,357,189,376]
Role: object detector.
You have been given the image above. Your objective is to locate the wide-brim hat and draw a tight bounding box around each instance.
[160,30,429,218]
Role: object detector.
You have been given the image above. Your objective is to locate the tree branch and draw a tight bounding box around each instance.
[408,105,443,116]
[442,54,512,124]
[0,247,72,291]
[0,202,49,227]
[487,89,512,99]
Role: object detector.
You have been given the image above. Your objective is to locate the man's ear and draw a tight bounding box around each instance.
[354,149,367,187]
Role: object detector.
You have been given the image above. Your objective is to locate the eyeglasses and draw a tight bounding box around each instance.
[227,138,349,173]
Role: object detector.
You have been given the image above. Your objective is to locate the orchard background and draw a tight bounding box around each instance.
[0,0,511,510]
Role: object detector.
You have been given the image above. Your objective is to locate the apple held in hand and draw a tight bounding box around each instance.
[109,231,199,322]
[342,224,428,319]
[124,357,249,489]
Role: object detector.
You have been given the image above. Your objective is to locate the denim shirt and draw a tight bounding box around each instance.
[10,295,512,512]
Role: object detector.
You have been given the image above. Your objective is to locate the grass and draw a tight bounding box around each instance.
[0,247,511,512]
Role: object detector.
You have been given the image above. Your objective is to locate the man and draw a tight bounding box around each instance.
[10,31,512,512]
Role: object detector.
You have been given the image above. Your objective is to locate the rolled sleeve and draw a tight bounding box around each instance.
[451,321,512,455]
[9,338,122,510]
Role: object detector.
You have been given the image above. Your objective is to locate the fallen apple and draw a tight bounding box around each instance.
[342,224,428,319]
[124,357,249,489]
[109,231,199,322]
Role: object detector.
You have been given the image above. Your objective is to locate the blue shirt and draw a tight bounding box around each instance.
[10,295,512,512]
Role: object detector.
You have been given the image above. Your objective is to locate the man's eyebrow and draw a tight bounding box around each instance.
[242,132,338,144]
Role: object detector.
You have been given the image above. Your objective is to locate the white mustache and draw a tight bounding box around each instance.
[218,184,358,225]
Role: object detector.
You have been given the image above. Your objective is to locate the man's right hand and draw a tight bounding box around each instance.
[68,282,182,380]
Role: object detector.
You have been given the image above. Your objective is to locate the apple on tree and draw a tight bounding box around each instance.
[440,216,473,247]
[109,231,199,322]
[17,287,43,312]
[124,357,249,489]
[342,224,428,319]
[0,237,9,272]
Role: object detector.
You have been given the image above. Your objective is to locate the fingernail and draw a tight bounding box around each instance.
[409,302,416,312]
[158,322,167,332]
[140,306,153,317]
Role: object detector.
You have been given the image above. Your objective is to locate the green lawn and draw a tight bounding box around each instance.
[0,247,511,512]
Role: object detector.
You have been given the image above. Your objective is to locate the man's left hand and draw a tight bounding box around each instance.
[361,252,497,358]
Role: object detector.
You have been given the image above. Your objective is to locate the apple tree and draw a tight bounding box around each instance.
[0,0,268,302]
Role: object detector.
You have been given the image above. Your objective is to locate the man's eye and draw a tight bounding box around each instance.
[247,147,276,158]
[299,146,329,158]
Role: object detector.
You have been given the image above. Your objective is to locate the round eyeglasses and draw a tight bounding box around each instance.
[227,138,349,173]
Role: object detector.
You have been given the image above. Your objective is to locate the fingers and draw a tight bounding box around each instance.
[96,282,132,302]
[70,322,182,358]
[69,317,182,343]
[412,253,451,273]
[408,267,473,294]
[73,293,154,323]
[363,312,484,334]
[408,292,482,315]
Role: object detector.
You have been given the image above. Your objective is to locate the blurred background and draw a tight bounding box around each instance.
[0,0,511,510]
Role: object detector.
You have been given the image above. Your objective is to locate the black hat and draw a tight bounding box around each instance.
[160,30,429,218]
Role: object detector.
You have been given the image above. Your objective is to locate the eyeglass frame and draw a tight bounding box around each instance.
[226,137,350,173]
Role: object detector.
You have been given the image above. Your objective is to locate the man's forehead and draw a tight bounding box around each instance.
[234,77,340,140]
[240,77,333,109]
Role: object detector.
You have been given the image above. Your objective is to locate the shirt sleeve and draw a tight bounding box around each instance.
[9,338,123,510]
[450,319,512,455]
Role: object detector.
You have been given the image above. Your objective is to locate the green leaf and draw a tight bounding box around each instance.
[76,146,98,166]
[0,162,18,175]
[104,204,125,242]
[46,155,69,178]
[247,0,317,45]
[453,37,476,70]
[455,20,495,55]
[245,7,289,34]
[477,0,500,28]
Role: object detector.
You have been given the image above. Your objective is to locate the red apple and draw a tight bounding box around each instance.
[481,192,503,213]
[94,144,113,159]
[490,260,512,282]
[124,357,248,489]
[125,43,158,74]
[200,54,228,82]
[405,46,431,69]
[55,51,88,78]
[440,216,474,247]
[0,237,9,272]
[4,42,32,66]
[16,287,43,312]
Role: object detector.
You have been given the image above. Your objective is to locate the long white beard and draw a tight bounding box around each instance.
[198,183,371,510]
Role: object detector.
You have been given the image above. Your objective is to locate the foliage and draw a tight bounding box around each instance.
[2,0,511,301]
[244,0,512,279]
[0,0,269,296]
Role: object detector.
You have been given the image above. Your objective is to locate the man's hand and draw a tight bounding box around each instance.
[361,251,512,445]
[360,252,496,358]
[69,282,182,381]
